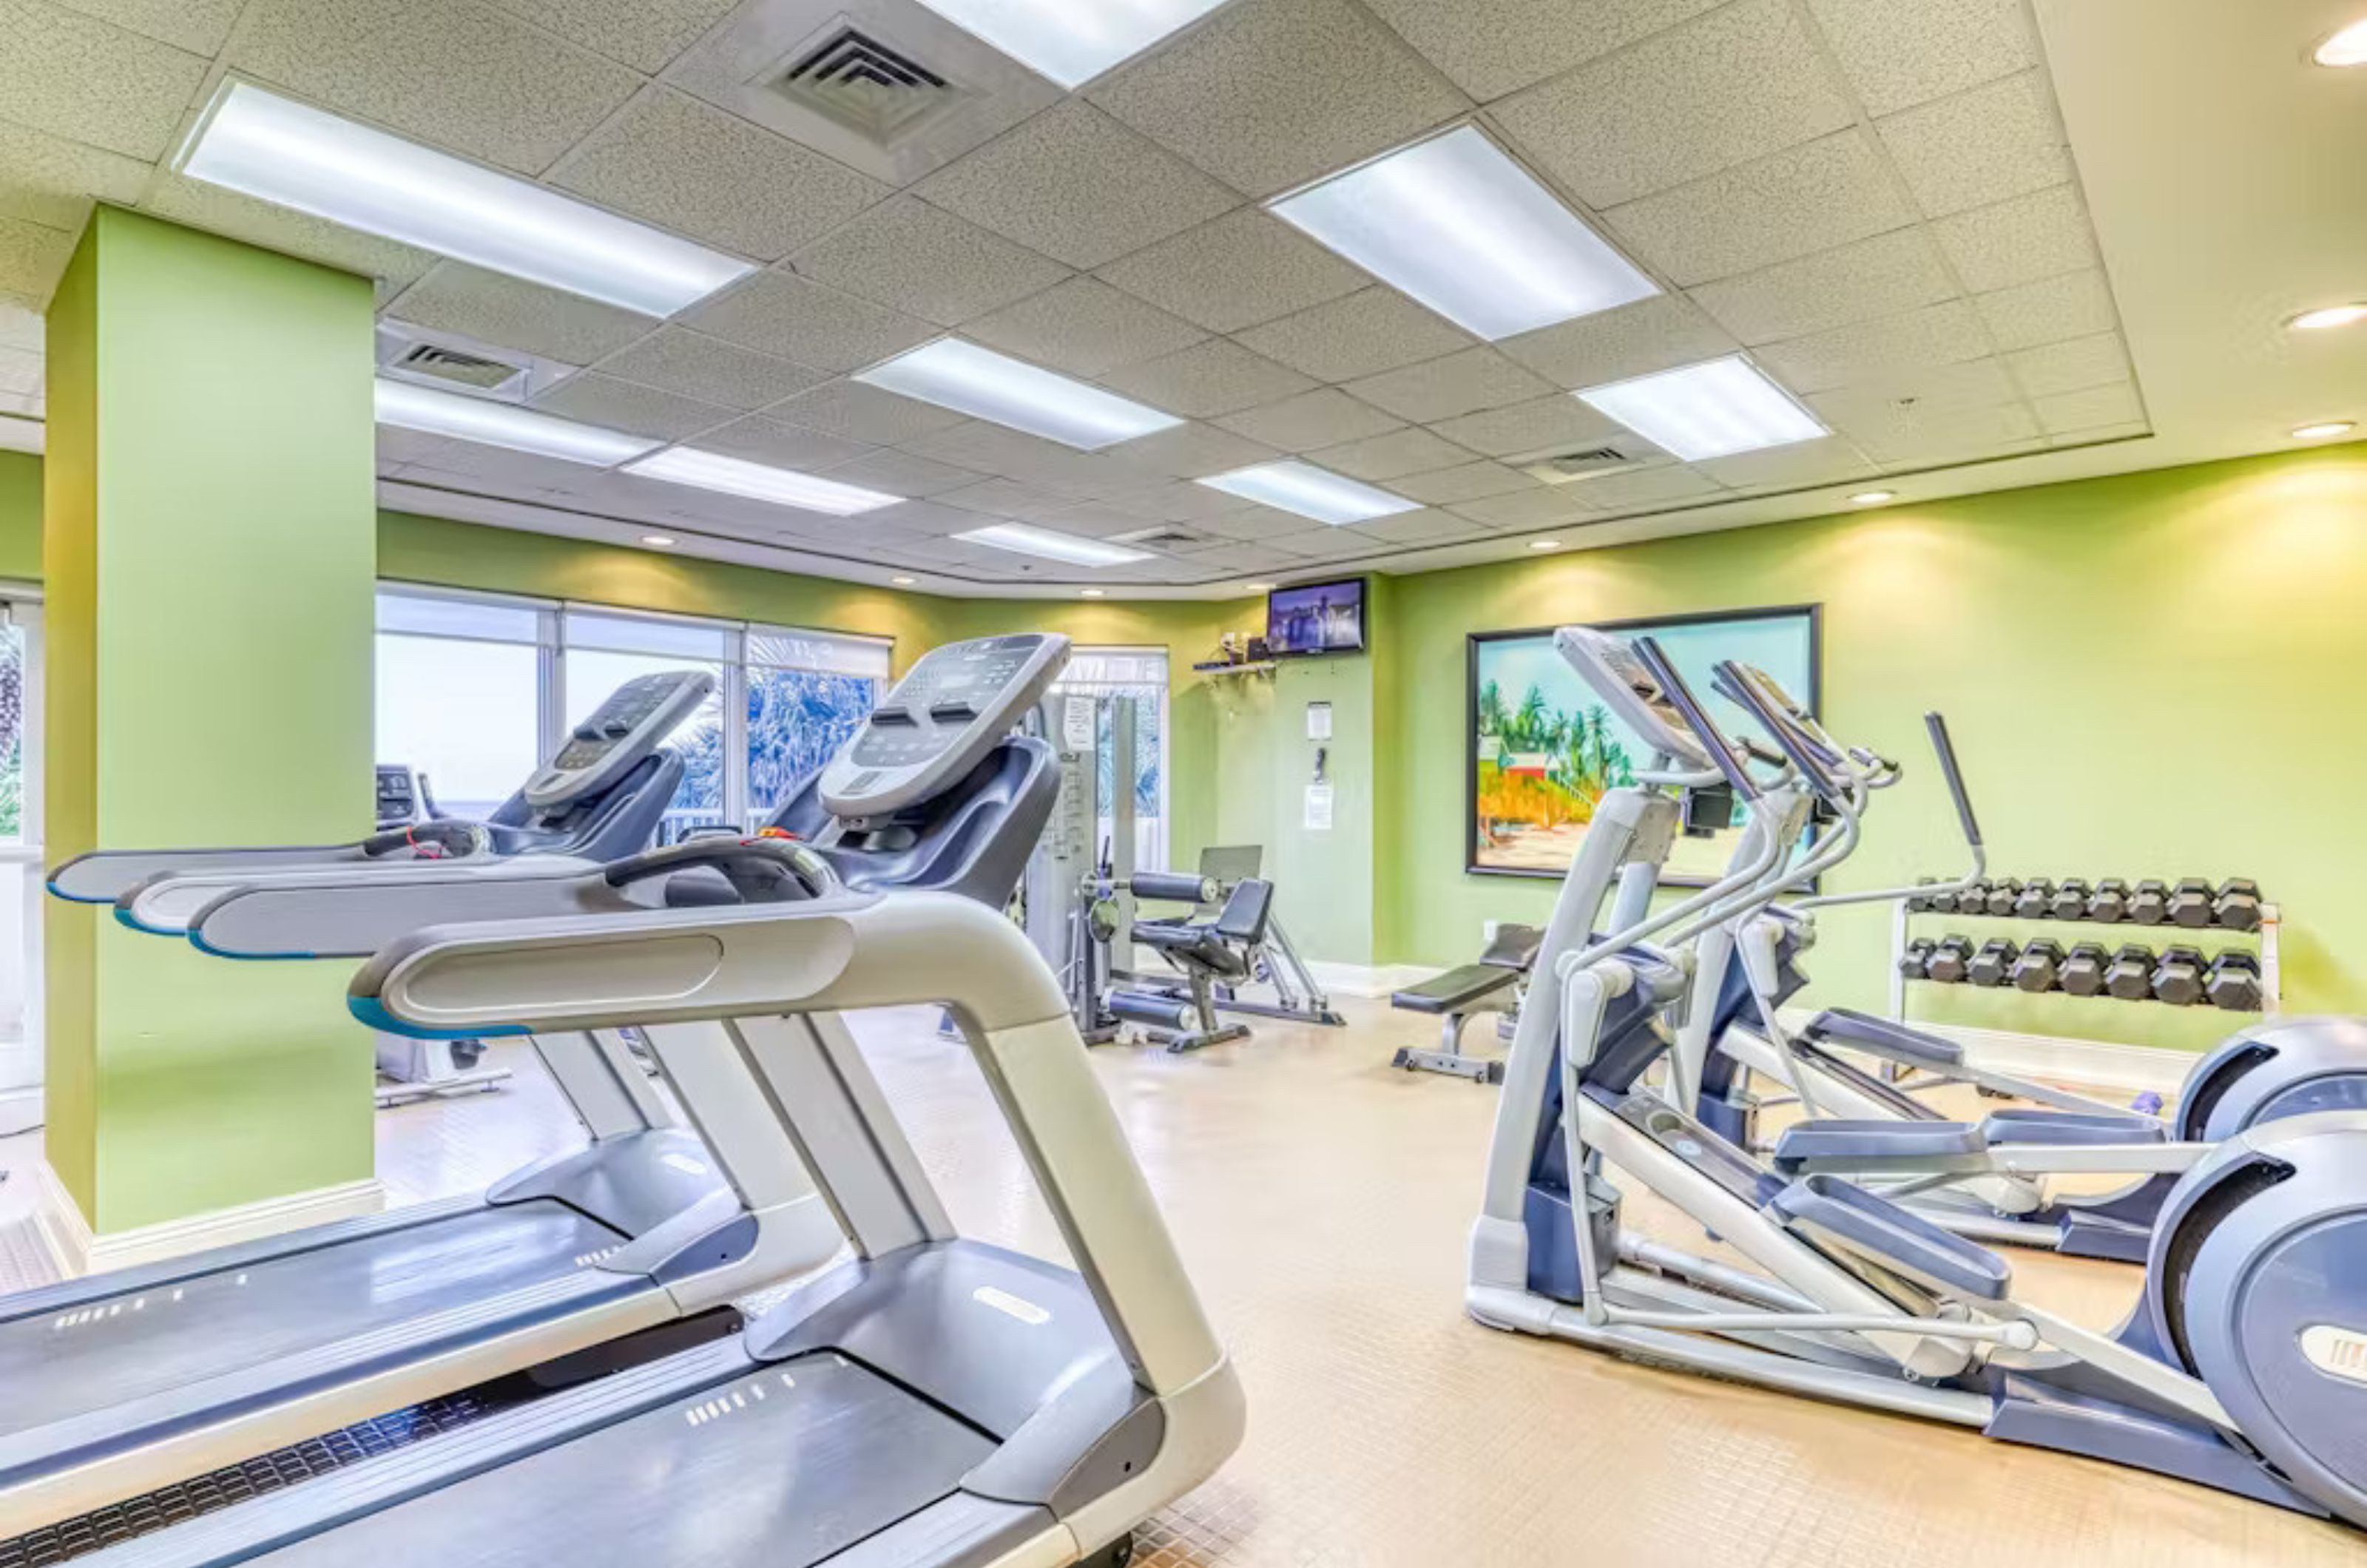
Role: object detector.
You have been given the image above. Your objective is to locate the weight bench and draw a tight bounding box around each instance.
[1390,923,1544,1083]
[1115,877,1273,1052]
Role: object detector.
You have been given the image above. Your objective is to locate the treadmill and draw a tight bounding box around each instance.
[54,633,1243,1568]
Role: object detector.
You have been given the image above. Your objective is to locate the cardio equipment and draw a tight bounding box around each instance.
[42,631,1239,1568]
[1468,626,2367,1531]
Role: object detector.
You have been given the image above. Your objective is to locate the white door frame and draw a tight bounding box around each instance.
[0,589,44,1138]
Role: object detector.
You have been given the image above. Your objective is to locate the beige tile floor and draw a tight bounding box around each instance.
[5,1000,2360,1565]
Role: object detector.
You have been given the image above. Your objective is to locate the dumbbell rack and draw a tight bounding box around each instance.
[1885,888,2281,1023]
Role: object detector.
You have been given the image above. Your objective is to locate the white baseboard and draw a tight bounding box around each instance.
[1776,1008,2189,1097]
[31,1160,385,1280]
[1306,960,1434,1000]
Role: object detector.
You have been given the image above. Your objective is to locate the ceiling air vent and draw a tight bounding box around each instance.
[390,341,527,393]
[768,25,967,144]
[1519,443,1643,486]
[1112,525,1217,552]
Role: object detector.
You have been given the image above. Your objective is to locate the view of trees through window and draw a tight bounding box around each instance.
[0,624,21,839]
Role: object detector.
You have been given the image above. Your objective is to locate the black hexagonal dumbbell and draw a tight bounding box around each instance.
[2213,879,2263,932]
[1982,879,2023,917]
[2013,878,2055,919]
[1932,879,1985,916]
[2104,943,2158,1000]
[1923,935,1976,984]
[2011,938,2067,992]
[2087,879,2130,923]
[2059,942,2110,996]
[2150,944,2209,1007]
[2128,879,2172,925]
[1967,937,2021,987]
[2166,879,2218,928]
[1905,879,1940,914]
[2205,951,2264,1010]
[1897,936,1937,979]
[2047,877,2091,921]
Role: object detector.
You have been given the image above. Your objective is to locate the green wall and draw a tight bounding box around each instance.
[0,450,37,581]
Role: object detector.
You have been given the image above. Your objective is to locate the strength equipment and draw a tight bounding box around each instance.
[1391,923,1546,1084]
[1468,626,2367,1531]
[1106,869,1268,1052]
[2010,939,2065,992]
[1116,847,1343,1037]
[1966,937,2019,987]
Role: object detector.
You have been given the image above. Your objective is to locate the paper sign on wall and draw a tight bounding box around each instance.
[1306,701,1332,740]
[1304,783,1334,832]
[1061,695,1095,751]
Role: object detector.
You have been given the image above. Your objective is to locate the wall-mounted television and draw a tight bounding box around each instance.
[1266,578,1366,658]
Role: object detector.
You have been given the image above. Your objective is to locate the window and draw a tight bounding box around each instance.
[374,587,889,842]
[1052,648,1170,873]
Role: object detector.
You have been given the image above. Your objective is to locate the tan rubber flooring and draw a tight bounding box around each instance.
[8,999,2358,1564]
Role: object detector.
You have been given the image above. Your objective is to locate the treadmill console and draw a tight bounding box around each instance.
[819,633,1071,821]
[523,670,715,812]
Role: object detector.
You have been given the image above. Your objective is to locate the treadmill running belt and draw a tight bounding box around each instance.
[0,1203,626,1441]
[257,1356,993,1567]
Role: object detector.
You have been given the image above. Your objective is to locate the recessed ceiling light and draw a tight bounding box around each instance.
[1197,461,1418,525]
[2288,303,2367,331]
[1850,490,1897,507]
[1081,588,1105,598]
[624,447,901,515]
[1576,356,1827,462]
[2314,18,2367,65]
[1240,581,1275,593]
[956,521,1153,567]
[912,0,1231,88]
[640,534,676,547]
[855,339,1181,450]
[891,575,916,586]
[1529,538,1560,550]
[374,378,658,466]
[1269,125,1659,342]
[182,83,752,316]
[2292,420,2357,441]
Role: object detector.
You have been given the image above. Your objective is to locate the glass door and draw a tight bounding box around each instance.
[0,597,41,1136]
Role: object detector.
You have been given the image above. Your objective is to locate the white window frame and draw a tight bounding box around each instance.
[1053,645,1172,872]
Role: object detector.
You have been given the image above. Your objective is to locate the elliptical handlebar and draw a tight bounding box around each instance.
[1631,638,1759,802]
[1712,660,1843,804]
[1922,712,1983,851]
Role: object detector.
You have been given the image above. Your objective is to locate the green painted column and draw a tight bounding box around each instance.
[44,207,378,1237]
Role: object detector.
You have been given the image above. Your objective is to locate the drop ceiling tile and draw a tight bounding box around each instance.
[1343,348,1556,425]
[1565,463,1722,510]
[549,87,888,261]
[963,277,1206,379]
[0,0,204,161]
[692,415,877,472]
[1346,508,1487,547]
[2050,421,2147,449]
[1390,460,1539,504]
[1098,339,1315,419]
[1689,229,1956,346]
[1604,130,1917,286]
[1194,503,1326,542]
[1933,184,2097,294]
[765,378,970,445]
[1807,356,2017,421]
[1692,438,1879,491]
[0,213,72,304]
[409,444,608,493]
[1754,300,1989,393]
[1095,208,1367,334]
[1102,421,1280,481]
[592,327,829,410]
[2033,379,2143,435]
[900,421,1132,495]
[1214,388,1401,450]
[1360,0,1723,104]
[1498,294,1739,390]
[788,197,1070,328]
[1806,0,2038,118]
[0,116,150,233]
[1449,487,1595,528]
[1189,540,1314,572]
[680,272,934,373]
[1270,526,1391,561]
[936,479,1087,521]
[913,101,1238,271]
[1494,0,1853,209]
[1429,393,1625,458]
[483,0,737,73]
[1975,268,2116,351]
[143,174,446,304]
[1876,70,2068,220]
[529,372,735,439]
[2005,333,2130,400]
[377,427,470,468]
[50,0,240,53]
[1304,427,1476,482]
[1232,288,1475,384]
[391,262,658,364]
[226,0,642,175]
[869,499,988,535]
[1812,392,2037,462]
[1036,501,1173,538]
[818,447,984,499]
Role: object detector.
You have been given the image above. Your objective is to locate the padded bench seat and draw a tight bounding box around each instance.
[1392,964,1519,1015]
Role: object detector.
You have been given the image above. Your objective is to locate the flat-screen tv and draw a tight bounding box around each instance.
[1266,578,1366,657]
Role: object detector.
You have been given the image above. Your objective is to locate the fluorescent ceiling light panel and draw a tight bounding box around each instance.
[1196,461,1417,525]
[912,0,1232,88]
[183,83,753,316]
[374,378,658,466]
[1575,356,1826,462]
[956,522,1153,567]
[856,339,1181,450]
[624,447,900,515]
[1269,126,1659,342]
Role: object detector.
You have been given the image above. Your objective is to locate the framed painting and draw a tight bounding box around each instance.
[1466,605,1823,884]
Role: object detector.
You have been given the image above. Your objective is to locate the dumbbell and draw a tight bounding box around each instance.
[2150,944,2208,1007]
[2087,878,2130,922]
[1967,937,2021,987]
[1923,936,1976,984]
[2104,944,2158,1001]
[1931,879,1982,916]
[1982,879,2023,917]
[2165,879,2217,928]
[2205,951,2264,1010]
[2129,879,2171,925]
[2013,879,2055,919]
[2059,942,2111,996]
[2048,877,2092,921]
[1897,937,1938,979]
[2213,879,2263,932]
[1905,879,1939,914]
[2011,938,2067,992]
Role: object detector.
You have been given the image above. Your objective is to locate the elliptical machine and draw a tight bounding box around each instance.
[1468,626,2367,1531]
